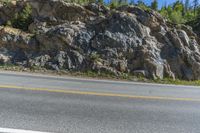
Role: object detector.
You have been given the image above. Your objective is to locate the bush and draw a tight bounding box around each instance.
[90,53,100,62]
[109,2,118,9]
[9,3,33,31]
[169,11,184,24]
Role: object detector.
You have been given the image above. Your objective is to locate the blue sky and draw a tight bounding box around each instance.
[105,0,199,8]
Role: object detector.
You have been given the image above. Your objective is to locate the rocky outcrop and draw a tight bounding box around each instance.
[186,17,200,37]
[0,0,200,80]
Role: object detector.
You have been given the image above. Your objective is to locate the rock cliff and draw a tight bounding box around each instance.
[0,0,200,80]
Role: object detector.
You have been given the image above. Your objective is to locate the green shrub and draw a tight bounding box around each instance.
[9,3,33,31]
[1,0,12,5]
[110,2,118,9]
[90,53,100,62]
[169,11,184,24]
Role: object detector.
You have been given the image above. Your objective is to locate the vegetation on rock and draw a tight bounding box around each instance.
[6,3,33,31]
[1,0,199,25]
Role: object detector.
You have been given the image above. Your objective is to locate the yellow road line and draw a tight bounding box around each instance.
[0,85,199,102]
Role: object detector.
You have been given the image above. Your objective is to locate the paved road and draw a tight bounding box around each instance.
[0,71,200,133]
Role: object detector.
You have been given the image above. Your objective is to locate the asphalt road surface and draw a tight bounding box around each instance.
[0,71,200,133]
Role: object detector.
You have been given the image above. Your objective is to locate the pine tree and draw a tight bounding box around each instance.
[151,0,158,10]
[193,0,199,15]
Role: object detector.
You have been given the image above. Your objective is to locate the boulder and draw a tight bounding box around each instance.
[0,54,11,64]
[27,0,94,23]
[28,55,51,67]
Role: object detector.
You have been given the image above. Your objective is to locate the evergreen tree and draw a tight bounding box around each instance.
[193,0,199,15]
[151,0,158,10]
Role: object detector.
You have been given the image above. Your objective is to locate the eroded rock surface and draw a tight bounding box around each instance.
[0,0,200,80]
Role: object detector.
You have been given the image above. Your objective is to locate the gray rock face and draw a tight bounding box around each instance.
[0,0,200,80]
[85,3,109,15]
[28,55,51,67]
[0,48,12,64]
